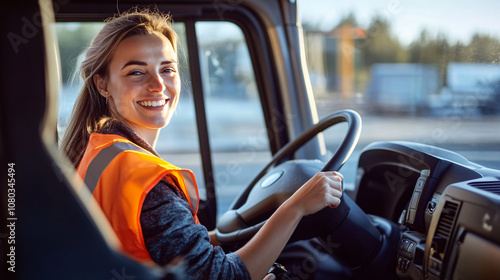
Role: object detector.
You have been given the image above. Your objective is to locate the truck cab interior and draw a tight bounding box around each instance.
[1,0,500,279]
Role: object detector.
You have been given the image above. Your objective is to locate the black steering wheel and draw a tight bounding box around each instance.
[216,109,362,244]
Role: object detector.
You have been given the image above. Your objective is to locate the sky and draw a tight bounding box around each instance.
[298,0,500,46]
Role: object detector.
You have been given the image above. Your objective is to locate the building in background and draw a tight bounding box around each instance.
[303,25,366,101]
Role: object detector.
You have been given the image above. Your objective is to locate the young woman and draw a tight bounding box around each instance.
[61,8,344,280]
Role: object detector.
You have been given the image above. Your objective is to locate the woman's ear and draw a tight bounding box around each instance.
[93,74,108,97]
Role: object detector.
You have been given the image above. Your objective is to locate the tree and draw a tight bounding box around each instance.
[466,34,500,63]
[336,12,358,28]
[360,15,406,67]
[408,31,450,83]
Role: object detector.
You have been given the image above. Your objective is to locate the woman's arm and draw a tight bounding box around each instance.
[141,179,251,279]
[235,171,344,280]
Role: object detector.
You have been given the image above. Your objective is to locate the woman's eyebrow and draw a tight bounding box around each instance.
[161,60,178,65]
[121,60,146,69]
[121,60,177,69]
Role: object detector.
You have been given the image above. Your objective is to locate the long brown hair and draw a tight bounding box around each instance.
[60,7,179,167]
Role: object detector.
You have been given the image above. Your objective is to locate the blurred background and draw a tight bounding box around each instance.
[56,0,500,216]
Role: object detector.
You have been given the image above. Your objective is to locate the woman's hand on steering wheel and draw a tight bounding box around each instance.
[286,171,344,217]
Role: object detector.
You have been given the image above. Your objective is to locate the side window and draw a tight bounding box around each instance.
[195,22,272,215]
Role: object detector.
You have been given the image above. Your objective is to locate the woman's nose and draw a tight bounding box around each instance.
[147,74,165,92]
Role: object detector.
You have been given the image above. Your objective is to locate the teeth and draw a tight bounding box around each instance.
[139,99,166,107]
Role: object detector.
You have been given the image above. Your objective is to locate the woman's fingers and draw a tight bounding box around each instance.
[263,273,276,280]
[291,171,345,215]
[327,172,343,208]
[332,171,344,182]
[316,172,343,208]
[327,189,342,208]
[330,171,343,188]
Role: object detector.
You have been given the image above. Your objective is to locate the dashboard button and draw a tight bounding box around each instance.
[415,178,425,191]
[400,239,406,249]
[403,240,410,250]
[407,242,415,252]
[404,260,410,271]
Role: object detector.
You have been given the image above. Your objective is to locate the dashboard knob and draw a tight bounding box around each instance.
[427,201,437,213]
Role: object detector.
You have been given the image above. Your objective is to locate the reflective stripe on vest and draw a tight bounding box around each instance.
[76,133,200,263]
[84,141,146,194]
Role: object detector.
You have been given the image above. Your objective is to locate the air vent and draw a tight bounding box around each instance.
[435,201,459,240]
[468,180,500,195]
[428,200,460,277]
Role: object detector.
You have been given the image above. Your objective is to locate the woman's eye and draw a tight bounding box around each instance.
[127,70,143,76]
[162,67,176,74]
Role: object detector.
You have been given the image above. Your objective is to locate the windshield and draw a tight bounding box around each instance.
[299,0,500,188]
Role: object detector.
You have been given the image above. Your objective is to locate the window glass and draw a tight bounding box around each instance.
[195,21,272,215]
[299,0,500,191]
[56,22,104,139]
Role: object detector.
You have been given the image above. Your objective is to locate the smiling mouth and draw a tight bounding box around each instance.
[138,99,167,107]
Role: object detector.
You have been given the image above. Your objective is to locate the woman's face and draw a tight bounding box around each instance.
[96,32,181,136]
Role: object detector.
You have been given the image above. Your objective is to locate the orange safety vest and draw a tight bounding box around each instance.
[76,133,200,263]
